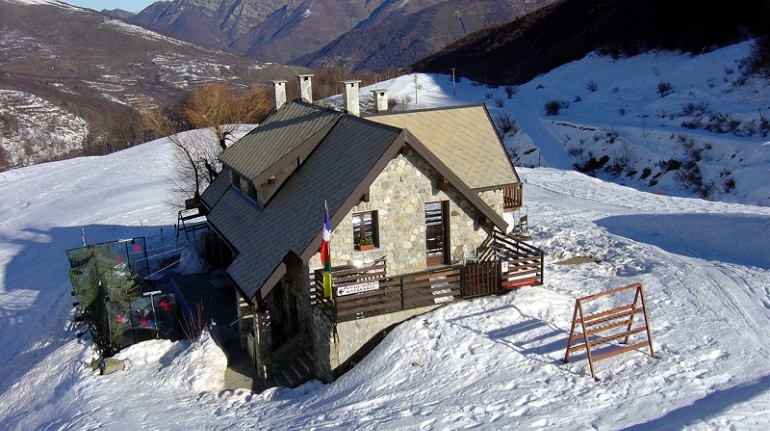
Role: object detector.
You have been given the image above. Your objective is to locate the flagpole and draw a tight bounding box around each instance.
[322,199,333,298]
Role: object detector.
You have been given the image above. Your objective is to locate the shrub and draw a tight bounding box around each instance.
[681,120,701,129]
[504,86,517,99]
[723,177,736,193]
[586,80,598,92]
[494,98,504,108]
[760,117,770,137]
[575,154,610,173]
[495,113,518,135]
[657,81,673,97]
[545,100,562,115]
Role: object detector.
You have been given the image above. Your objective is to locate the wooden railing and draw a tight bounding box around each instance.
[314,233,544,323]
[315,265,462,322]
[503,184,523,211]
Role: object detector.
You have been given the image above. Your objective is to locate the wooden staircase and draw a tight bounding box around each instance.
[250,331,315,392]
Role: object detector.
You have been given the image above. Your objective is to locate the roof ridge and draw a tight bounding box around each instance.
[363,103,485,118]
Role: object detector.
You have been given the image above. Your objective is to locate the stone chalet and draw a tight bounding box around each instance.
[200,75,544,387]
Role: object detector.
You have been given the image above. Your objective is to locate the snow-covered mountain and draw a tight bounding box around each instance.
[332,40,768,206]
[0,41,767,430]
[0,0,304,170]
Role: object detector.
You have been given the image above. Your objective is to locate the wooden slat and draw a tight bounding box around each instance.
[579,304,634,324]
[581,307,643,328]
[591,341,651,362]
[566,325,647,353]
[569,319,631,340]
[579,283,642,302]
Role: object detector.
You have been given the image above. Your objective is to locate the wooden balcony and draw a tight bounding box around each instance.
[503,184,523,212]
[313,232,544,323]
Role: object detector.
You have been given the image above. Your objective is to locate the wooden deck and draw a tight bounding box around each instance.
[314,233,544,323]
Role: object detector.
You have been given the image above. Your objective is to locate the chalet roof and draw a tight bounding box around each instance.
[211,116,406,301]
[200,167,231,210]
[367,105,520,190]
[206,101,509,302]
[219,101,341,181]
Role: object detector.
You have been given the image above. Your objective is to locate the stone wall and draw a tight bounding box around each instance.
[335,304,441,365]
[308,151,499,275]
[306,151,512,382]
[311,307,335,383]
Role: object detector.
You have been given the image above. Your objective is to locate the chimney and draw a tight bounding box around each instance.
[272,80,287,109]
[297,74,313,103]
[341,80,362,117]
[371,89,388,113]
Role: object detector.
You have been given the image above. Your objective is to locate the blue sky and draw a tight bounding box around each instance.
[66,1,159,13]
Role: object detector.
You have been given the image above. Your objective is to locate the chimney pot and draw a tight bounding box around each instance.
[297,74,313,103]
[272,80,287,109]
[341,80,362,117]
[371,89,388,112]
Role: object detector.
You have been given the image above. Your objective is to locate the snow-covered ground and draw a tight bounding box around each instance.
[0,42,768,430]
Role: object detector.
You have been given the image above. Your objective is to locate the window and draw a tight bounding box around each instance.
[352,211,378,249]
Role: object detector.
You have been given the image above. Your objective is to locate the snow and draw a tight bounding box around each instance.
[1,42,768,430]
[7,0,76,9]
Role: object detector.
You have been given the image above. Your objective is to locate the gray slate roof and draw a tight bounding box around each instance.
[211,115,404,300]
[219,102,341,181]
[200,167,231,210]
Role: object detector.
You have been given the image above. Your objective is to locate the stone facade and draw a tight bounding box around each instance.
[308,151,501,274]
[306,150,512,379]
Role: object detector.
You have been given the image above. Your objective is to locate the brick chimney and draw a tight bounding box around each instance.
[297,74,313,103]
[272,80,287,109]
[341,80,362,117]
[370,89,388,113]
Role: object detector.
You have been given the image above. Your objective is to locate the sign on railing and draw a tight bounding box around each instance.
[337,280,380,296]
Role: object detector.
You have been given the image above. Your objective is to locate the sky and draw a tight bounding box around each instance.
[65,0,159,12]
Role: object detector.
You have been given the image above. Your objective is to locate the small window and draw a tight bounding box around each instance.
[352,211,378,249]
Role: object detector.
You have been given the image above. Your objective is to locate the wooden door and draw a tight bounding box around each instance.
[425,201,449,266]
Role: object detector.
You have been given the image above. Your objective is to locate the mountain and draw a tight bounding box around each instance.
[126,0,555,71]
[0,0,304,170]
[298,0,555,72]
[100,8,135,20]
[413,0,770,86]
[130,0,287,53]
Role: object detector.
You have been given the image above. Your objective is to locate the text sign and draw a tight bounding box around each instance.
[501,261,509,274]
[337,280,379,296]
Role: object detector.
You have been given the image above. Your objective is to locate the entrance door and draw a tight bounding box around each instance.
[425,201,449,266]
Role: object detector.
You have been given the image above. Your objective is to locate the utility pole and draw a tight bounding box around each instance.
[451,68,456,96]
[413,74,418,106]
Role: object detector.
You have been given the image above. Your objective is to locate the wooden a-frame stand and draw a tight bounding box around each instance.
[563,283,655,380]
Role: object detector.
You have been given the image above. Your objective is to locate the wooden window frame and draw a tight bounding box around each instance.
[352,210,379,250]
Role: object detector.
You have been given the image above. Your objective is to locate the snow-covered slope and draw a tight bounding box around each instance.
[346,40,769,206]
[0,89,88,168]
[0,42,768,430]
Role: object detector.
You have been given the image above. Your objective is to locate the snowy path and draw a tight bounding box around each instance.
[508,103,576,170]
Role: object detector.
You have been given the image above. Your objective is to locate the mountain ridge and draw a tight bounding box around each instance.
[413,0,770,86]
[0,0,304,170]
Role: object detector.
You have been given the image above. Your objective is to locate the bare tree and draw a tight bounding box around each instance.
[182,82,271,151]
[142,82,271,206]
